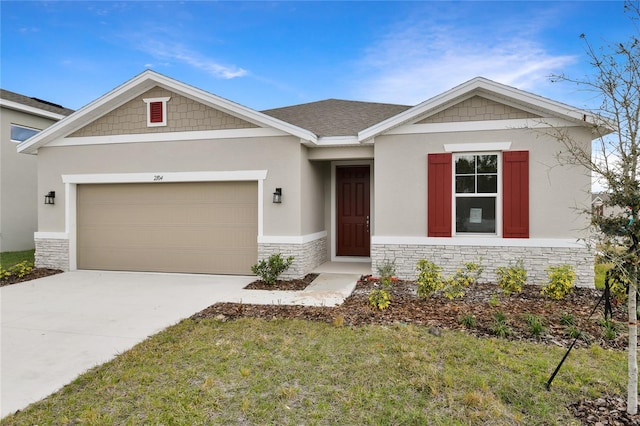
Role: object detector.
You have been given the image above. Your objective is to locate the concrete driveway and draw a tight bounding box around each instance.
[0,270,254,418]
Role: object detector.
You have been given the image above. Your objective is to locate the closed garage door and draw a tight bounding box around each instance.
[77,181,258,275]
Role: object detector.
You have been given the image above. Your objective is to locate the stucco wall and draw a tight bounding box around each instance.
[69,86,258,137]
[0,107,58,251]
[36,135,303,237]
[373,126,592,239]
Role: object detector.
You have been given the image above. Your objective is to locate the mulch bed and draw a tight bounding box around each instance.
[0,268,63,287]
[193,276,640,425]
[243,273,318,291]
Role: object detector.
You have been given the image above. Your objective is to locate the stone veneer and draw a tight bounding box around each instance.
[35,238,69,271]
[258,236,328,279]
[371,243,594,288]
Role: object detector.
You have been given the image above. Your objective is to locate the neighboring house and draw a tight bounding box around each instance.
[0,89,73,252]
[18,70,601,285]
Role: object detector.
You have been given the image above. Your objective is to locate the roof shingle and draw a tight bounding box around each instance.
[0,88,74,116]
[262,98,411,137]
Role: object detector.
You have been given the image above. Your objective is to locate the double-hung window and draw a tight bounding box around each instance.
[428,150,529,238]
[454,154,498,234]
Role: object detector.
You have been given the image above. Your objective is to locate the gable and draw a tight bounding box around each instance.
[69,86,258,138]
[417,96,540,124]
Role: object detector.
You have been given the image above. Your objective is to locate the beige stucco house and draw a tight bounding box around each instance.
[0,90,73,252]
[18,70,599,285]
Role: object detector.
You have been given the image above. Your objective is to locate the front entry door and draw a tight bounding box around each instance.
[336,165,370,257]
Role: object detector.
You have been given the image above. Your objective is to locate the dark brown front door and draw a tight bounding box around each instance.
[337,165,370,256]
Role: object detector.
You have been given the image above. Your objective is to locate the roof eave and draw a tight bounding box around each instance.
[18,70,317,154]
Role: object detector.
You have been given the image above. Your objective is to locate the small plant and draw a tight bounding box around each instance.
[541,264,575,300]
[567,325,582,339]
[559,312,575,326]
[493,310,508,324]
[377,259,397,288]
[597,317,621,341]
[416,260,445,298]
[606,265,632,303]
[369,288,391,310]
[491,312,512,337]
[443,261,484,300]
[524,313,545,337]
[488,294,500,307]
[0,261,34,281]
[495,260,527,296]
[251,254,294,285]
[458,314,477,328]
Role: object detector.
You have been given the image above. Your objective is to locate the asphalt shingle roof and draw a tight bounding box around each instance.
[0,89,74,116]
[262,99,411,137]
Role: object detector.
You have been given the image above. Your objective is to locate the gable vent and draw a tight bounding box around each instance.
[143,96,170,127]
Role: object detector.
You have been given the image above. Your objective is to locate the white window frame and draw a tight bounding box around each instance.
[452,151,502,237]
[10,124,40,143]
[143,97,170,127]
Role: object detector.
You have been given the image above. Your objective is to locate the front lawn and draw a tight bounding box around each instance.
[0,249,34,269]
[2,318,626,425]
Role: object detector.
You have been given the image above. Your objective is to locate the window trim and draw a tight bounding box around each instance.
[452,151,502,237]
[143,97,170,127]
[10,124,41,143]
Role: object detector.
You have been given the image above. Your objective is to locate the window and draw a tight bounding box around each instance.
[455,154,498,234]
[10,124,40,142]
[143,97,170,127]
[428,150,529,238]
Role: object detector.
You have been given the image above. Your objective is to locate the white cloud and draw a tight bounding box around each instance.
[352,17,577,105]
[137,39,248,79]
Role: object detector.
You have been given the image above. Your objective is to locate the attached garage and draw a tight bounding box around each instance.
[77,181,258,275]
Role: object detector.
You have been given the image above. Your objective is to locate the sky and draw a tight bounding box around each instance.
[0,1,636,113]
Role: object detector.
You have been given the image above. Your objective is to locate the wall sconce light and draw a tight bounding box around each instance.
[44,191,55,205]
[272,188,282,204]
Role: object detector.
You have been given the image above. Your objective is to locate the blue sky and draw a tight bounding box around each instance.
[1,1,635,112]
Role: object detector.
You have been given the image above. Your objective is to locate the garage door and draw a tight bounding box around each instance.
[77,182,258,275]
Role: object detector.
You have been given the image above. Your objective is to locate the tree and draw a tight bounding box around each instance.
[549,1,639,415]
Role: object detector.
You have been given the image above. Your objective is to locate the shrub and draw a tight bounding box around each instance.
[458,314,476,328]
[251,254,294,285]
[443,262,484,300]
[369,288,391,310]
[377,259,397,288]
[559,312,575,326]
[524,313,545,337]
[541,264,575,300]
[416,260,445,298]
[598,317,621,340]
[492,312,512,337]
[605,265,632,302]
[0,261,34,281]
[495,260,527,296]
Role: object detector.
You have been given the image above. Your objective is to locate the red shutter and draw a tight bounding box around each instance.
[149,101,163,123]
[503,151,529,238]
[428,153,452,237]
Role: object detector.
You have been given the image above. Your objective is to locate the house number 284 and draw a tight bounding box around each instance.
[153,175,163,181]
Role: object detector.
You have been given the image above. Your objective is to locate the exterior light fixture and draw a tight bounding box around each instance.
[273,188,282,204]
[44,191,55,205]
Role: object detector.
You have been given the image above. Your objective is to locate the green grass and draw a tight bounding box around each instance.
[2,318,626,425]
[594,262,613,289]
[0,249,35,269]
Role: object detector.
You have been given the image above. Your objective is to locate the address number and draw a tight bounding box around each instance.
[153,175,164,181]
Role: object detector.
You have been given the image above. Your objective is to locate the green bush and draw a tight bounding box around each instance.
[368,288,391,310]
[377,259,397,288]
[495,260,527,296]
[416,260,445,298]
[524,313,545,337]
[251,254,294,285]
[0,260,34,281]
[443,262,484,300]
[541,264,575,300]
[458,314,477,328]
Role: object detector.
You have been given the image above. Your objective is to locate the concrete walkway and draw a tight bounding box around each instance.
[0,269,359,418]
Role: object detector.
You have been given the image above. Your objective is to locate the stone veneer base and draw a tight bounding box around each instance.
[371,243,594,288]
[35,238,70,271]
[258,237,328,279]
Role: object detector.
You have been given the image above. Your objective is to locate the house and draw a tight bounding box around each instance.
[0,90,73,252]
[18,70,599,286]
